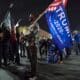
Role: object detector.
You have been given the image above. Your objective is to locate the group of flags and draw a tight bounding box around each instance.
[0,0,72,51]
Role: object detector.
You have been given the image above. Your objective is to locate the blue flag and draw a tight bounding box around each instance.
[45,4,72,50]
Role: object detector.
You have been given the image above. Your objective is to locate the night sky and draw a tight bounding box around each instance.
[0,0,80,31]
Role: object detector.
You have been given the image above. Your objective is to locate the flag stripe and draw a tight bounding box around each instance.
[55,0,68,7]
[47,0,68,11]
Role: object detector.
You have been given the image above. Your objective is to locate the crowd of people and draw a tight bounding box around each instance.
[0,24,20,66]
[0,13,80,80]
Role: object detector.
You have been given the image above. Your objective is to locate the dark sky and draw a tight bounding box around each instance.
[0,0,80,31]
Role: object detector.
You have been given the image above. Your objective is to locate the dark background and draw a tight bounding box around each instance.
[0,0,80,31]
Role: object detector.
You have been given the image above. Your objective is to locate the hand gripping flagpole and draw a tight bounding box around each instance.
[29,10,47,29]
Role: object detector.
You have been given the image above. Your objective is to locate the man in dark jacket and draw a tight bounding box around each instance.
[2,25,11,66]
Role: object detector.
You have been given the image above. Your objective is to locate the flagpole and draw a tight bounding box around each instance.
[29,9,47,28]
[29,0,57,28]
[14,19,22,28]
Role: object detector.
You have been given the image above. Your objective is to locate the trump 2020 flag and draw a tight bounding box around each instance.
[45,0,72,50]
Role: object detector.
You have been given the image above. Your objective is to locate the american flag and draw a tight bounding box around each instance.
[47,0,67,11]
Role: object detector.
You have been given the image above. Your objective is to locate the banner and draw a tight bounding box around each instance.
[3,11,11,29]
[45,3,72,50]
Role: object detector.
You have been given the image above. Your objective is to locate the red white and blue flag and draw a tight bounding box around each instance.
[45,0,72,50]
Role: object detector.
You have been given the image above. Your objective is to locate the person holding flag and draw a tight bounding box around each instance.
[27,13,39,80]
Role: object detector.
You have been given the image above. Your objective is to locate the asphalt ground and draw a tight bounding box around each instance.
[1,52,80,80]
